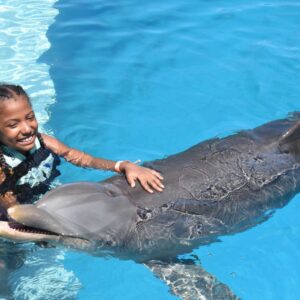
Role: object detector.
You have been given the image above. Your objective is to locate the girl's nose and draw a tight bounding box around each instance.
[20,122,32,134]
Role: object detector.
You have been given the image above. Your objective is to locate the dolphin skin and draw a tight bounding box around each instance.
[3,113,300,299]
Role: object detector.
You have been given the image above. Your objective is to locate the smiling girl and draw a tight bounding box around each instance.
[0,84,164,217]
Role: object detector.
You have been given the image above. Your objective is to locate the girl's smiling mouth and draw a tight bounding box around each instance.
[17,134,36,145]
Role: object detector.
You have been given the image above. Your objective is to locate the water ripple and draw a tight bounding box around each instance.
[0,0,58,131]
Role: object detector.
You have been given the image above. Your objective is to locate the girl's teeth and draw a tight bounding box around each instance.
[19,136,34,143]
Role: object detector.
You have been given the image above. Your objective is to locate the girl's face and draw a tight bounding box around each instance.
[0,95,38,154]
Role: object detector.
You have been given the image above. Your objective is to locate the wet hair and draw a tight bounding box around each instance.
[0,84,36,178]
[0,83,30,102]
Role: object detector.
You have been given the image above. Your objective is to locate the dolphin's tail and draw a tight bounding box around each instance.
[145,259,240,300]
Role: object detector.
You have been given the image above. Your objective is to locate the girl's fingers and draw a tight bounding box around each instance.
[126,174,136,188]
[154,178,164,188]
[141,173,165,192]
[151,177,164,189]
[149,180,163,192]
[125,167,165,192]
[150,170,164,180]
[140,174,163,192]
[139,179,154,194]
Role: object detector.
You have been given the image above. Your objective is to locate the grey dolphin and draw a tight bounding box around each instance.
[3,113,300,300]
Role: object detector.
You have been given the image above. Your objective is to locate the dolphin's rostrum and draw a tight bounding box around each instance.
[3,113,300,300]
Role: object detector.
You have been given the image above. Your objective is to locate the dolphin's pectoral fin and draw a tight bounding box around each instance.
[145,259,240,300]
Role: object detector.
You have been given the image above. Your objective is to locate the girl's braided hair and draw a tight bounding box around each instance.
[0,84,29,101]
[0,84,31,175]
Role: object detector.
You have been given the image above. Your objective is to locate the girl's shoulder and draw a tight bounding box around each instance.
[39,133,70,156]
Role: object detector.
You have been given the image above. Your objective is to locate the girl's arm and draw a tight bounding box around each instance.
[41,134,164,193]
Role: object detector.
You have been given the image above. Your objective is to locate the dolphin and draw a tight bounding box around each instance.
[2,113,300,300]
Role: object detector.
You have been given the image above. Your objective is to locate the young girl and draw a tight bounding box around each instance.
[0,84,164,217]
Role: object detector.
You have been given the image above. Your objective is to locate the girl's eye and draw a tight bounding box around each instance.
[27,114,36,120]
[7,123,18,129]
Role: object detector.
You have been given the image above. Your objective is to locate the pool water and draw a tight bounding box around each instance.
[2,0,300,299]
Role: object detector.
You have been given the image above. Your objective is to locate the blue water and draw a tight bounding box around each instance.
[3,0,300,299]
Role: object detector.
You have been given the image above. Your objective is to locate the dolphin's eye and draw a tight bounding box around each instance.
[106,189,118,197]
[104,185,122,197]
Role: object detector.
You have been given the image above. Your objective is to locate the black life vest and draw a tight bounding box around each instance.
[0,138,61,204]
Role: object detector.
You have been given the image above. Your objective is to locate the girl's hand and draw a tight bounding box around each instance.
[0,192,17,209]
[120,162,164,193]
[0,169,6,184]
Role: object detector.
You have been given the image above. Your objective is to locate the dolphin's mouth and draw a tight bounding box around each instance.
[5,204,67,241]
[0,219,93,250]
[4,206,92,246]
[7,221,59,236]
[0,219,61,242]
